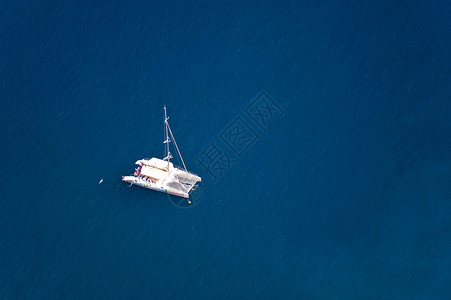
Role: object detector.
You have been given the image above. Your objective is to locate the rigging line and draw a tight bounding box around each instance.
[167,122,187,172]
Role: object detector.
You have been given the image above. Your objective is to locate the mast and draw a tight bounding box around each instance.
[163,105,172,170]
[163,106,188,172]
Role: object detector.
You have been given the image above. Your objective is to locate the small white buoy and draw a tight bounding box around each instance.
[99,178,103,184]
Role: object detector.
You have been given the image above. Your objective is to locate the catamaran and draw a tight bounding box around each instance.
[122,106,201,198]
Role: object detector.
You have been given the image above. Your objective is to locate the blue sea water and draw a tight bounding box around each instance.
[1,0,450,298]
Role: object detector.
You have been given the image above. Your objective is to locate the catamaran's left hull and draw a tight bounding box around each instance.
[122,176,189,198]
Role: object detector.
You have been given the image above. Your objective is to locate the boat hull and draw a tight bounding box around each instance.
[122,176,189,198]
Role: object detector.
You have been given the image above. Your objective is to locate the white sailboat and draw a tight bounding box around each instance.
[122,106,201,199]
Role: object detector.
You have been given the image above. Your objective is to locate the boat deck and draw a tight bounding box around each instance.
[140,165,168,181]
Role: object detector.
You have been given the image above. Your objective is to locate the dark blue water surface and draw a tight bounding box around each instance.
[1,0,450,298]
